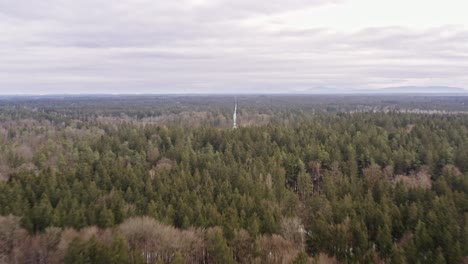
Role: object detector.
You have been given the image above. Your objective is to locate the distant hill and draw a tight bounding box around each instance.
[378,86,467,94]
[300,86,467,94]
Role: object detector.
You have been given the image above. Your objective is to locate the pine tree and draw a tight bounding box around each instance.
[97,205,115,228]
[207,229,235,264]
[85,236,111,263]
[64,238,85,264]
[434,247,446,264]
[110,232,132,264]
[376,224,392,258]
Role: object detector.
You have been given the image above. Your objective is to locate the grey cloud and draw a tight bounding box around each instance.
[0,0,466,94]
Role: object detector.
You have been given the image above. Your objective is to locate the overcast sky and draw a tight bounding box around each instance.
[1,0,467,94]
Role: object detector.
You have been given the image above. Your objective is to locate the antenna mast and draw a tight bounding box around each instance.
[233,98,238,129]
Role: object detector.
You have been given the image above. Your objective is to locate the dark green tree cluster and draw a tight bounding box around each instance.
[64,233,141,264]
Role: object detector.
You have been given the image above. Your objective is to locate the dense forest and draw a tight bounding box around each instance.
[0,95,467,263]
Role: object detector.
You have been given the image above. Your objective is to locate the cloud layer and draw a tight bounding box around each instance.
[0,0,467,94]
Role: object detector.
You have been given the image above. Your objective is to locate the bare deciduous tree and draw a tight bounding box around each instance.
[0,215,26,264]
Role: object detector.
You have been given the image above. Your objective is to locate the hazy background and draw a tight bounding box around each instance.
[0,0,467,94]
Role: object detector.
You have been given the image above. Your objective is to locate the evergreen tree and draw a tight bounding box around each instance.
[110,232,132,264]
[207,229,235,264]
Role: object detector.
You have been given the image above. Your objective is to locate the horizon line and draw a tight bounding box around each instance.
[1,92,468,97]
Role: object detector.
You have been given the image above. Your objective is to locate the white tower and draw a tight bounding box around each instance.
[233,99,238,129]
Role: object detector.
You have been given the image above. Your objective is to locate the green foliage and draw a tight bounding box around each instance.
[110,232,133,264]
[0,96,467,262]
[292,251,309,264]
[64,238,86,264]
[207,229,235,264]
[64,236,110,264]
[172,251,185,264]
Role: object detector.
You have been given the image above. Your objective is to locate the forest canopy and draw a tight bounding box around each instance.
[0,95,467,263]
